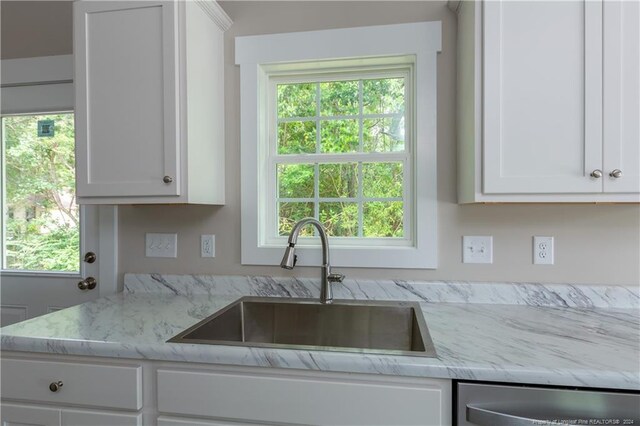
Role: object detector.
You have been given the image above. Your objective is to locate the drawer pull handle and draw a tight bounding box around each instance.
[590,169,603,178]
[49,381,63,392]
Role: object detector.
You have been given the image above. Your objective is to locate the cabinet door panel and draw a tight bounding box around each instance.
[603,0,640,193]
[158,417,259,426]
[62,409,142,426]
[157,369,450,426]
[75,1,180,197]
[1,403,60,426]
[483,0,603,193]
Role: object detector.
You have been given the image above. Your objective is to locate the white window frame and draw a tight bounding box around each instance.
[237,22,441,269]
[267,65,413,246]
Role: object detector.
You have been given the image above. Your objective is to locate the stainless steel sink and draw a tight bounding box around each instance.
[168,297,437,357]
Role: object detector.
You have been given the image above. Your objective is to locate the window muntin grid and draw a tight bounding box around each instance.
[267,68,413,244]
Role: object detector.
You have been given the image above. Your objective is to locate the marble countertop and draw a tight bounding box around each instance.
[1,274,638,390]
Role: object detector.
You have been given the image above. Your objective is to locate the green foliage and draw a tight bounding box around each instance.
[363,202,403,237]
[319,163,357,198]
[278,83,316,118]
[276,77,406,238]
[363,117,405,152]
[278,164,314,198]
[320,119,358,153]
[5,219,79,271]
[2,114,79,271]
[278,121,316,154]
[279,202,314,236]
[319,202,358,237]
[320,81,359,116]
[363,163,403,198]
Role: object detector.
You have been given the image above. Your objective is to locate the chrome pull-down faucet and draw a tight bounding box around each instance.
[280,218,345,304]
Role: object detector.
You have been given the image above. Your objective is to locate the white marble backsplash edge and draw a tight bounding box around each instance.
[123,273,640,309]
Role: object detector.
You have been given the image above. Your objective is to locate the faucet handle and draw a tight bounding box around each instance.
[328,273,345,283]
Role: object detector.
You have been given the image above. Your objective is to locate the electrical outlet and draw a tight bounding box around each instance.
[462,236,493,264]
[201,234,215,258]
[533,236,554,265]
[145,233,177,258]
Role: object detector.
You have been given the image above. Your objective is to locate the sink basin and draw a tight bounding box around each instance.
[168,297,437,357]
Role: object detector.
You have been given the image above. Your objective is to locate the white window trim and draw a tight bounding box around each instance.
[236,22,441,269]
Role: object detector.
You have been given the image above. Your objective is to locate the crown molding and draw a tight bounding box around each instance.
[194,0,233,31]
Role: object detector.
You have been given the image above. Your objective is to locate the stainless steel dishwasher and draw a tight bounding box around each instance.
[456,382,640,425]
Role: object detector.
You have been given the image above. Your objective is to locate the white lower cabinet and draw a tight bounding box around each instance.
[157,367,451,426]
[157,417,254,426]
[1,354,452,426]
[0,403,142,426]
[0,355,143,426]
[1,403,60,426]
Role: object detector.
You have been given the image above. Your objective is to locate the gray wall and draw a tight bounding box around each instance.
[3,1,639,286]
[1,1,72,59]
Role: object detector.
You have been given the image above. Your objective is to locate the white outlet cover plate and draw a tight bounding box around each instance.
[145,233,177,258]
[201,234,215,258]
[462,236,493,264]
[533,236,554,265]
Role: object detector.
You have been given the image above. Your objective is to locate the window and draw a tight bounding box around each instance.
[272,71,411,244]
[1,113,80,272]
[237,22,441,268]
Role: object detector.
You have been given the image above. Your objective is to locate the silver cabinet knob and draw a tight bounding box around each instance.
[590,169,603,178]
[78,277,97,291]
[49,381,63,392]
[609,169,622,178]
[163,175,173,184]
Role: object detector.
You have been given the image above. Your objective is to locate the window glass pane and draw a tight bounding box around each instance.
[363,78,405,115]
[278,121,316,154]
[363,116,405,152]
[279,202,315,236]
[320,119,358,153]
[363,202,404,237]
[319,163,358,198]
[362,162,403,198]
[2,113,79,272]
[319,202,358,237]
[320,81,359,116]
[278,83,316,118]
[278,164,315,198]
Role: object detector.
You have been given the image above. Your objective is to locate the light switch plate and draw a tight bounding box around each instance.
[462,236,493,264]
[145,233,177,258]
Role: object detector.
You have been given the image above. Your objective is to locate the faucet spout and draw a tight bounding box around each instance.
[279,218,344,304]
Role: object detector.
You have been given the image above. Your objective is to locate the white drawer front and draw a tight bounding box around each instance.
[158,369,449,426]
[1,358,142,410]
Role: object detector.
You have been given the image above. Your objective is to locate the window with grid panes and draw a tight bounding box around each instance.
[237,22,440,268]
[269,69,413,244]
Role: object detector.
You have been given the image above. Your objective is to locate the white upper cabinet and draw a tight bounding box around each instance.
[457,0,639,203]
[74,1,231,204]
[603,0,640,194]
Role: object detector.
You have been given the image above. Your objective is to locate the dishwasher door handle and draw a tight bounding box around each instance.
[467,404,539,426]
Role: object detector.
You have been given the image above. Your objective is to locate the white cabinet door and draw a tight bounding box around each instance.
[61,409,142,426]
[158,417,257,426]
[74,1,180,198]
[483,0,603,194]
[603,0,640,193]
[158,368,451,426]
[1,403,60,426]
